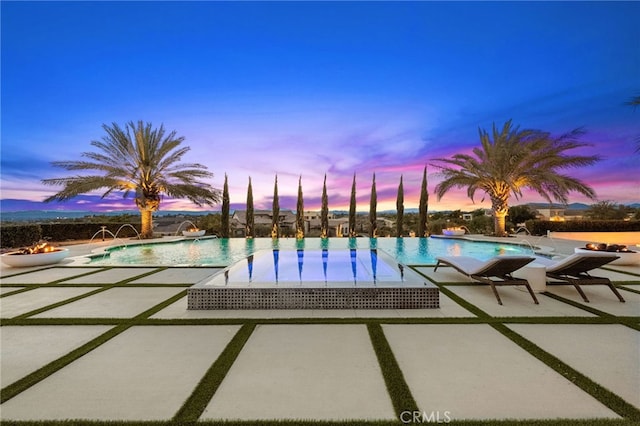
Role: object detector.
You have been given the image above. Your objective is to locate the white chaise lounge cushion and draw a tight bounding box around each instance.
[534,252,619,273]
[436,255,534,276]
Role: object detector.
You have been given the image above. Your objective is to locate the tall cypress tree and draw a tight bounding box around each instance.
[246,177,254,238]
[396,175,404,237]
[296,176,304,239]
[221,173,230,238]
[320,174,329,238]
[271,175,280,238]
[348,173,357,237]
[418,166,429,237]
[369,173,377,238]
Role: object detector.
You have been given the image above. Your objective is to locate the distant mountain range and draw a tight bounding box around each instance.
[1,200,638,222]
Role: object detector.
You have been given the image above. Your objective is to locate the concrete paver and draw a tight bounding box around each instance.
[0,325,240,421]
[605,265,640,276]
[0,287,100,318]
[1,325,112,387]
[201,324,396,421]
[30,287,184,318]
[0,267,101,284]
[129,267,221,284]
[545,285,640,316]
[444,285,595,317]
[508,324,640,409]
[415,265,472,284]
[586,268,640,282]
[60,267,159,284]
[383,324,619,420]
[1,265,50,277]
[1,239,636,423]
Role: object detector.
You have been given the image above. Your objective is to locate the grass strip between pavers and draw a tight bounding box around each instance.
[172,322,256,422]
[0,288,188,403]
[0,268,114,293]
[8,269,180,320]
[619,286,640,295]
[1,315,632,327]
[367,323,419,417]
[435,285,490,319]
[491,322,640,421]
[0,287,36,298]
[133,289,188,320]
[541,292,640,331]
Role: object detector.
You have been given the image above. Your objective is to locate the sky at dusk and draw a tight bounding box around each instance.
[1,1,639,215]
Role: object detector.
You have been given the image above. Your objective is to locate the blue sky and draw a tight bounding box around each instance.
[1,1,639,213]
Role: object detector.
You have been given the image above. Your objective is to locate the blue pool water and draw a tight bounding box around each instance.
[88,237,532,266]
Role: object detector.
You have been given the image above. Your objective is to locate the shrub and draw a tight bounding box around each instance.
[525,220,640,235]
[0,225,42,249]
[0,223,142,248]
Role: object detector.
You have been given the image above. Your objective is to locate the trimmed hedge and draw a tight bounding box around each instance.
[0,223,142,249]
[0,225,42,249]
[526,220,640,235]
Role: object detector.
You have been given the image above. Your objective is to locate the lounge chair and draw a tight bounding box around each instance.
[434,255,538,305]
[535,253,625,303]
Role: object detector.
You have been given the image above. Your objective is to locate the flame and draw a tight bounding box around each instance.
[20,241,59,255]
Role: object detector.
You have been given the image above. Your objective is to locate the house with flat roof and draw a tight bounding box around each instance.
[231,209,297,237]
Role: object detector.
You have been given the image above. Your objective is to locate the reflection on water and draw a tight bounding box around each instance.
[246,254,254,280]
[273,249,279,281]
[297,249,304,280]
[395,238,405,259]
[447,243,462,256]
[322,248,328,281]
[418,237,428,260]
[370,249,378,282]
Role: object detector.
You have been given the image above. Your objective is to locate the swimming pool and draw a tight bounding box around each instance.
[88,237,532,266]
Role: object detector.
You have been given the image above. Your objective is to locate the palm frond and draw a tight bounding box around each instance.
[43,121,220,209]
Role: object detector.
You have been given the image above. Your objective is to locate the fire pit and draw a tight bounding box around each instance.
[574,243,640,266]
[442,228,465,236]
[182,228,206,237]
[1,241,69,267]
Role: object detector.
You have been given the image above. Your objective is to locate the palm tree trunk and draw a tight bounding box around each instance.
[136,196,159,239]
[491,195,509,237]
[494,211,508,237]
[140,208,154,239]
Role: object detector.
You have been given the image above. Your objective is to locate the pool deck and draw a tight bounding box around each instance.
[1,236,639,424]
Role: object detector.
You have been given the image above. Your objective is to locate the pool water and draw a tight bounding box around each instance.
[88,237,532,266]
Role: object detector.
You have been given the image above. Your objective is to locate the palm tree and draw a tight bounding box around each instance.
[432,120,600,236]
[42,121,220,238]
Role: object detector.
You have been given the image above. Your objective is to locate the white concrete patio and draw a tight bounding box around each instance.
[1,240,638,423]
